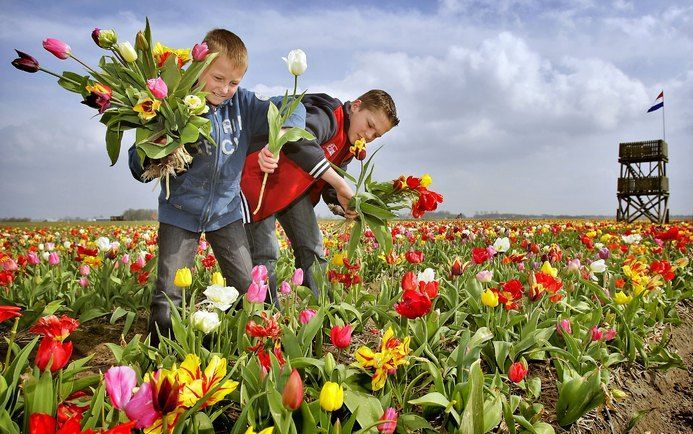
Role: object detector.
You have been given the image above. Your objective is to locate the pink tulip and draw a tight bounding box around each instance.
[199,240,208,250]
[280,281,292,294]
[246,281,267,303]
[105,366,137,410]
[78,277,89,288]
[299,309,317,325]
[146,77,168,99]
[135,255,146,269]
[603,328,617,341]
[27,252,40,265]
[590,326,603,342]
[378,407,398,434]
[251,265,268,283]
[556,319,572,335]
[124,382,158,429]
[2,259,18,272]
[291,268,304,286]
[79,265,90,276]
[192,42,209,61]
[43,38,71,59]
[121,254,130,264]
[48,252,60,266]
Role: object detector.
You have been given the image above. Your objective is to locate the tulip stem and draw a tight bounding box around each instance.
[68,54,99,76]
[3,317,20,372]
[252,172,269,215]
[39,67,81,85]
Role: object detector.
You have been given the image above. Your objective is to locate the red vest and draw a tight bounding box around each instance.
[241,106,351,221]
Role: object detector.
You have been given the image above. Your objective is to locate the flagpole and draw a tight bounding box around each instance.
[662,93,666,141]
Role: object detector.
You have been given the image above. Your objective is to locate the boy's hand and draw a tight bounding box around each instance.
[258,145,279,173]
[336,186,358,220]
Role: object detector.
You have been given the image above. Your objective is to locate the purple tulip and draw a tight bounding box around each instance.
[11,50,40,73]
[598,247,610,260]
[192,42,209,61]
[146,77,168,99]
[27,252,40,265]
[124,381,158,429]
[105,365,137,410]
[43,38,71,59]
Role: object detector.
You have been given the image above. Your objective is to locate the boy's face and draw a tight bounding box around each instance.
[198,55,246,106]
[347,100,393,145]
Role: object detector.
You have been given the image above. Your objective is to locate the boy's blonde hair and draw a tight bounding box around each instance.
[203,28,248,69]
[356,90,399,127]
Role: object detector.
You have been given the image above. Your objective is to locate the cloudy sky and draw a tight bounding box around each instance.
[1,0,691,219]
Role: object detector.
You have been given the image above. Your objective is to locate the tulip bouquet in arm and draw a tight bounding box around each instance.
[336,147,444,258]
[253,49,316,214]
[11,19,218,196]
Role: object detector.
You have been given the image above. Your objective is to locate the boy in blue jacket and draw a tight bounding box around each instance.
[129,29,305,344]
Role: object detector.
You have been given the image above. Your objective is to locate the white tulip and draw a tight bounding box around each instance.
[96,237,111,252]
[203,284,239,311]
[589,259,607,274]
[191,310,220,334]
[282,49,307,76]
[493,237,510,253]
[418,268,436,283]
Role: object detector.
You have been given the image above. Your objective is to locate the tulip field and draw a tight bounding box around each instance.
[0,219,690,434]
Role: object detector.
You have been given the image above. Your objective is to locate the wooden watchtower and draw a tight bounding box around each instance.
[616,140,669,223]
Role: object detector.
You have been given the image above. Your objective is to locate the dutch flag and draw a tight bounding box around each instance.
[647,91,664,113]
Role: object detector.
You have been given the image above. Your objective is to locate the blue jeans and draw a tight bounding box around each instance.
[150,220,253,344]
[246,194,326,303]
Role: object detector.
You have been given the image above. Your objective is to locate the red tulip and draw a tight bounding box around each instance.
[330,324,353,349]
[43,38,71,59]
[35,338,73,372]
[472,247,490,264]
[11,50,39,73]
[0,305,21,323]
[591,326,603,342]
[30,315,79,341]
[450,257,464,276]
[282,369,304,410]
[508,361,527,383]
[405,250,424,264]
[394,290,432,319]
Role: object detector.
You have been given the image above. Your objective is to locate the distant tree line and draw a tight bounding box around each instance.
[121,209,157,221]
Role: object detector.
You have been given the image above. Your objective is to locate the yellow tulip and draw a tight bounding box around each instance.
[244,427,274,434]
[319,381,344,411]
[481,289,499,307]
[133,97,161,121]
[420,173,432,187]
[540,261,558,278]
[331,252,346,267]
[174,267,192,287]
[613,291,632,305]
[211,271,226,286]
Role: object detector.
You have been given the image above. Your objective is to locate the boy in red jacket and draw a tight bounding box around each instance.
[241,90,398,301]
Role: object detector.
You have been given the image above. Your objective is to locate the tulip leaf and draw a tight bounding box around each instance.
[347,219,363,259]
[180,123,200,145]
[105,125,123,166]
[160,54,182,92]
[343,390,384,434]
[408,391,450,407]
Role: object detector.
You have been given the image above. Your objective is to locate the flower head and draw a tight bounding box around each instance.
[91,28,118,49]
[147,77,168,99]
[133,96,161,121]
[282,49,307,76]
[319,382,343,411]
[43,38,71,59]
[11,50,39,73]
[508,361,528,383]
[192,42,209,61]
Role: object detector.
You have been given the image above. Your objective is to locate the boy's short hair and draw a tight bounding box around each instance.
[356,90,399,127]
[203,28,248,70]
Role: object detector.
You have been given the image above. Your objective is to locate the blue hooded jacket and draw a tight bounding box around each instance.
[129,87,305,232]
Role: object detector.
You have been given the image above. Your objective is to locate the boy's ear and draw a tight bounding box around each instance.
[350,99,362,111]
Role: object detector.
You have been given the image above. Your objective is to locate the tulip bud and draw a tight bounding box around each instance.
[282,369,304,411]
[135,31,149,51]
[43,38,71,60]
[147,77,168,99]
[211,271,225,287]
[92,28,118,49]
[192,42,209,61]
[324,352,336,375]
[319,381,343,412]
[173,267,192,287]
[48,252,60,266]
[330,324,353,349]
[590,326,603,341]
[117,42,137,62]
[299,309,317,325]
[191,310,220,333]
[11,50,40,73]
[378,407,399,434]
[508,361,528,383]
[280,281,292,294]
[291,268,304,286]
[282,49,307,76]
